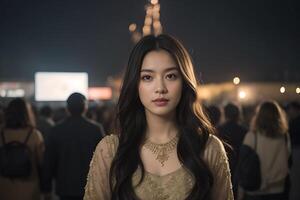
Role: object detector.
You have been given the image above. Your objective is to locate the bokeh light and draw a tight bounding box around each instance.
[233,77,240,85]
[280,86,285,94]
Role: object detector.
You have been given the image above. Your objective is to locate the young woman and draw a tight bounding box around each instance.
[84,34,233,200]
[0,98,44,200]
[242,101,291,200]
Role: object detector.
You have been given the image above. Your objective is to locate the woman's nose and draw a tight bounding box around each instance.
[155,79,168,94]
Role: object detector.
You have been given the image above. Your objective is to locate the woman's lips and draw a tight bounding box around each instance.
[152,98,169,106]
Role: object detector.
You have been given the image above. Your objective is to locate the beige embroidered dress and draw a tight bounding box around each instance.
[84,134,233,200]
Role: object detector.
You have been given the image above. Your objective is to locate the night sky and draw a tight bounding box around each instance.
[0,0,299,85]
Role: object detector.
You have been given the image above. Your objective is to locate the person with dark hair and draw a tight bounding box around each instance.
[286,101,300,200]
[206,105,222,127]
[84,35,233,200]
[286,101,300,147]
[0,104,4,129]
[0,98,44,200]
[53,107,68,123]
[36,105,55,141]
[40,105,53,118]
[218,103,247,199]
[41,93,105,200]
[242,101,291,200]
[96,104,116,134]
[66,93,87,116]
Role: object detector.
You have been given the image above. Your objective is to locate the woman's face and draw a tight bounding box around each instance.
[138,50,182,117]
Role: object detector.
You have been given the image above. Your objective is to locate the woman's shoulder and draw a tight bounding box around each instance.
[205,134,225,152]
[94,134,119,159]
[102,134,119,146]
[203,134,228,166]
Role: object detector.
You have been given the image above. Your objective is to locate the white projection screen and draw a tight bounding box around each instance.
[35,72,88,101]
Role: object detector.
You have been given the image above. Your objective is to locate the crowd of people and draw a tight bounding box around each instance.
[206,101,300,200]
[0,94,108,200]
[0,96,299,200]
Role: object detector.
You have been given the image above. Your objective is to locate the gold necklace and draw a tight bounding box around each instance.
[143,135,179,167]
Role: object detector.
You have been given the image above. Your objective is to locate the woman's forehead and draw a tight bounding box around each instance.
[141,50,178,71]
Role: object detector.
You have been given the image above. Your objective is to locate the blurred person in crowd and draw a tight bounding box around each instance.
[286,101,300,147]
[0,98,44,200]
[53,107,68,123]
[97,104,116,134]
[218,103,247,199]
[36,105,55,141]
[242,101,291,200]
[41,93,105,200]
[86,107,98,122]
[241,105,256,129]
[0,104,4,128]
[206,105,222,127]
[286,101,300,200]
[84,34,233,199]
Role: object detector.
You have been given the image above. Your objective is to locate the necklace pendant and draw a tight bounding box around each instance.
[156,149,168,167]
[144,135,178,168]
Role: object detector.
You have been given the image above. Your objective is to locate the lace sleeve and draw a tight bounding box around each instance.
[84,135,119,200]
[204,135,234,200]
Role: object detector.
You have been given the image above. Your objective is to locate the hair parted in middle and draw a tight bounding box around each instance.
[110,34,215,200]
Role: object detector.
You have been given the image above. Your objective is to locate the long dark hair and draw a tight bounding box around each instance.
[110,34,215,200]
[4,98,35,129]
[251,101,288,138]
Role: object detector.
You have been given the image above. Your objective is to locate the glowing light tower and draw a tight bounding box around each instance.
[129,0,163,43]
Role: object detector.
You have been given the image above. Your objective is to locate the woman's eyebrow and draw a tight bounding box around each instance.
[164,67,179,72]
[140,66,178,73]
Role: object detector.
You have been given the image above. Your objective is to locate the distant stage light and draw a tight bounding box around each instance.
[129,23,137,32]
[146,7,153,15]
[238,91,246,99]
[296,87,300,94]
[153,21,161,29]
[280,86,285,94]
[152,11,160,19]
[142,25,151,35]
[153,4,160,11]
[0,90,6,97]
[144,17,152,26]
[88,87,112,100]
[151,0,158,5]
[233,77,240,85]
[35,72,88,101]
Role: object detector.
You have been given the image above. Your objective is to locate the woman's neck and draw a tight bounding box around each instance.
[145,112,178,143]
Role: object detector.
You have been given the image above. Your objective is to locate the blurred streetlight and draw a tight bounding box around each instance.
[238,91,246,99]
[296,87,300,94]
[280,86,285,94]
[233,77,240,85]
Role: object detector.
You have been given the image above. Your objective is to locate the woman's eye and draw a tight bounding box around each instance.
[141,75,152,81]
[166,74,177,80]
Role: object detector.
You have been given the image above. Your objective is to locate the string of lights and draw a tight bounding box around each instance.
[129,0,163,43]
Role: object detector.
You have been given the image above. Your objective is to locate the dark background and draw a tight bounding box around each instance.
[0,0,299,85]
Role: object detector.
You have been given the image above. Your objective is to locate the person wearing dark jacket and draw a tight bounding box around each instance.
[36,105,55,141]
[218,103,247,199]
[287,101,300,200]
[41,93,105,200]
